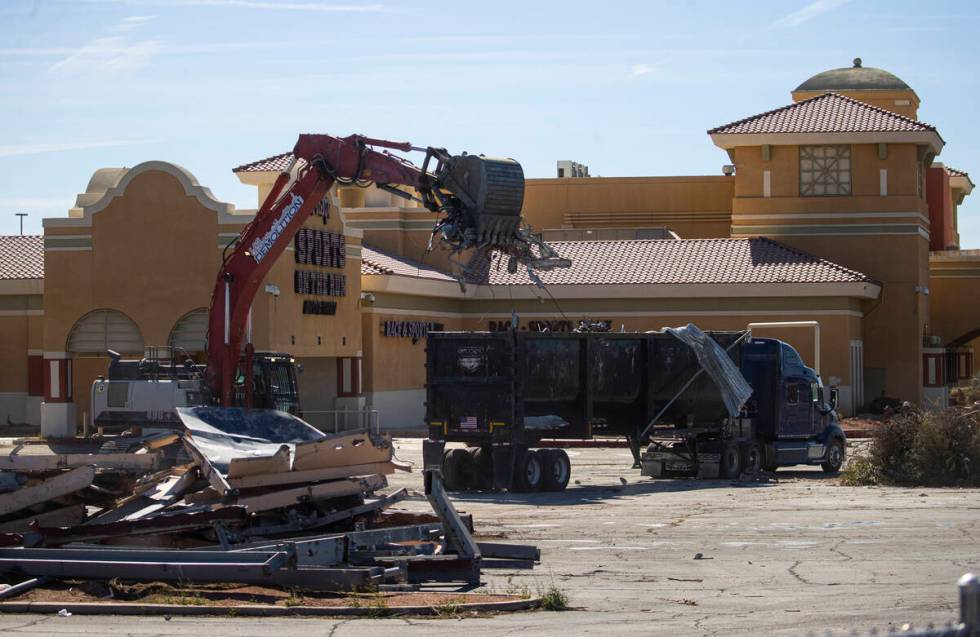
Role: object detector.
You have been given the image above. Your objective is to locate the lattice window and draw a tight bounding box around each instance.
[799,145,851,196]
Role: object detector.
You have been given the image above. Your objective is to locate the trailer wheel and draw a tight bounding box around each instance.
[470,447,493,490]
[540,448,571,491]
[512,449,544,492]
[720,442,742,479]
[740,442,762,475]
[821,439,845,473]
[443,448,470,491]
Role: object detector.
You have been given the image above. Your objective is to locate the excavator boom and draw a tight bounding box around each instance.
[206,134,568,406]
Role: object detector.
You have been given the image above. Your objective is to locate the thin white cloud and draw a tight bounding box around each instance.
[630,63,658,78]
[188,0,385,9]
[772,0,852,28]
[110,15,156,32]
[50,15,161,75]
[0,139,159,158]
[81,0,387,11]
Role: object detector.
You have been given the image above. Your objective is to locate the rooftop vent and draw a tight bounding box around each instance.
[557,160,589,178]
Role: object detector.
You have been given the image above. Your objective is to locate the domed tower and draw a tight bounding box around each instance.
[792,58,920,119]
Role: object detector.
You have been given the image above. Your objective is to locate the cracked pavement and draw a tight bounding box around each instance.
[1,439,977,636]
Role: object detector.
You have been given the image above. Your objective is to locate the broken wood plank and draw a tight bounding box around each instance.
[86,469,198,524]
[227,461,395,490]
[138,433,181,451]
[292,432,392,472]
[0,504,86,533]
[0,451,158,473]
[227,444,291,478]
[183,487,220,505]
[0,465,96,517]
[29,506,248,546]
[239,488,409,538]
[230,474,387,513]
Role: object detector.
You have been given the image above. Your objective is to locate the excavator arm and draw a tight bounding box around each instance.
[206,133,568,407]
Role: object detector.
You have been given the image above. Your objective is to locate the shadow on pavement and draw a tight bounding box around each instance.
[445,476,778,506]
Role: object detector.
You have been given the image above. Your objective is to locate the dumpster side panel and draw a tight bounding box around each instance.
[591,335,648,437]
[519,333,591,439]
[426,332,517,442]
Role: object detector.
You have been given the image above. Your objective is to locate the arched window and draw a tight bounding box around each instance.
[67,309,144,355]
[168,308,208,354]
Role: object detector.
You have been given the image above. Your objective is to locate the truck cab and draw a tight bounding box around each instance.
[739,338,845,472]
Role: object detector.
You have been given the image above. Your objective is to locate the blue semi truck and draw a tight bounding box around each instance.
[424,327,846,491]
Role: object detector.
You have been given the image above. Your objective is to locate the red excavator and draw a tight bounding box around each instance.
[92,134,569,430]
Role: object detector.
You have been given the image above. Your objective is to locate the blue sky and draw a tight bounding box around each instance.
[1,0,978,246]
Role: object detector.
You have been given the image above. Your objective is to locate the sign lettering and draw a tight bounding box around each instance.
[251,193,303,263]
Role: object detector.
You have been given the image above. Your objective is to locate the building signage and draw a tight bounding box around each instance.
[251,193,303,263]
[487,319,612,333]
[313,195,330,223]
[295,270,347,297]
[381,320,445,344]
[302,300,337,315]
[295,228,345,268]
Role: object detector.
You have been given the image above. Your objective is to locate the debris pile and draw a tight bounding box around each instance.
[0,407,538,601]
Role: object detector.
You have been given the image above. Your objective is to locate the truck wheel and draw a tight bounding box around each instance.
[740,442,762,475]
[512,449,544,492]
[762,444,778,472]
[821,440,845,473]
[470,447,493,490]
[443,448,469,491]
[720,442,742,479]
[540,449,571,491]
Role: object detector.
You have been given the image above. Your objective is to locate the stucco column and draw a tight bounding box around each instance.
[40,351,76,438]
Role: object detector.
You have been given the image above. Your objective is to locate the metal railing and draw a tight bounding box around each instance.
[302,409,380,435]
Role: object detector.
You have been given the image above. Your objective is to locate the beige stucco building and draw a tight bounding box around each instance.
[0,59,977,434]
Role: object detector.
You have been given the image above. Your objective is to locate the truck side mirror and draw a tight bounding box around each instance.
[829,387,839,410]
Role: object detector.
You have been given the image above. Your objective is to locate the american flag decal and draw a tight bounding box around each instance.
[459,416,477,430]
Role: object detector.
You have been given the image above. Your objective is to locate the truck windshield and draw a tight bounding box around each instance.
[780,343,810,377]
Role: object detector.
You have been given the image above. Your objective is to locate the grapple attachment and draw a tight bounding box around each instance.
[444,155,525,246]
[421,149,571,279]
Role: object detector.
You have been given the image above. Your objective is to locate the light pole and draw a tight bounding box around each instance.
[15,213,27,236]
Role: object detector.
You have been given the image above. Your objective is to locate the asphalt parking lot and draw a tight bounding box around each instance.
[2,438,978,636]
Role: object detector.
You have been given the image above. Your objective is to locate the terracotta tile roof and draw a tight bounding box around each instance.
[360,245,457,282]
[232,152,298,173]
[708,92,936,135]
[477,237,875,286]
[362,238,875,288]
[945,166,969,178]
[0,235,43,280]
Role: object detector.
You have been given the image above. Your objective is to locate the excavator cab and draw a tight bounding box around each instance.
[233,352,301,415]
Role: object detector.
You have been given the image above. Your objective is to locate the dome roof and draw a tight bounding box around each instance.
[795,58,912,92]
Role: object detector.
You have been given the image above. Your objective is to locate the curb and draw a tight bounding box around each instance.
[0,596,542,617]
